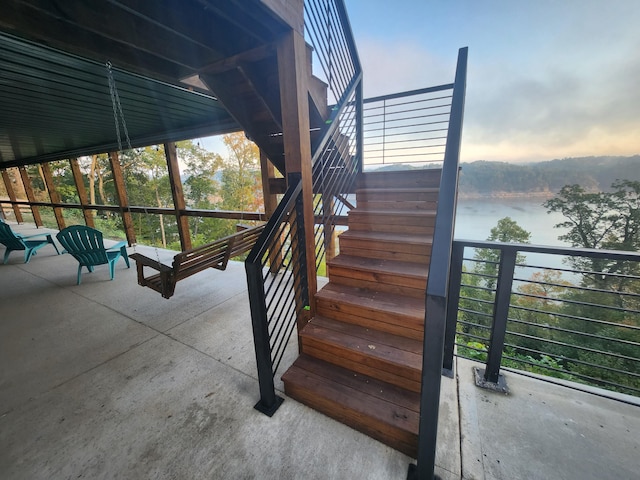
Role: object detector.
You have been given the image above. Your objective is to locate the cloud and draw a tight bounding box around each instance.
[462,43,640,162]
[357,37,457,97]
[348,0,640,163]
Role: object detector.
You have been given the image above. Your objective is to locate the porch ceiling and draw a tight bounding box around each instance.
[0,0,296,169]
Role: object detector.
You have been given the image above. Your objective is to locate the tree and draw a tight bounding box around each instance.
[473,217,531,287]
[457,217,532,358]
[544,181,640,290]
[217,133,263,239]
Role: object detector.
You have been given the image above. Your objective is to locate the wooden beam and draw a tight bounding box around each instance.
[17,166,43,227]
[40,163,66,230]
[69,158,95,228]
[164,142,192,251]
[277,29,317,318]
[198,43,276,75]
[268,177,287,194]
[1,169,24,223]
[108,151,135,246]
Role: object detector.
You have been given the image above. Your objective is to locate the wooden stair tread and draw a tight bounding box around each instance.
[283,355,419,457]
[287,354,420,412]
[305,316,423,356]
[316,283,425,319]
[328,254,427,281]
[349,208,437,216]
[355,187,440,194]
[356,170,442,189]
[338,229,433,246]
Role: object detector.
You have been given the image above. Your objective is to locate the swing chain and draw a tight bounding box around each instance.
[106,61,133,152]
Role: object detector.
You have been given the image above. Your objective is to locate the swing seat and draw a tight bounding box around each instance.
[130,224,265,299]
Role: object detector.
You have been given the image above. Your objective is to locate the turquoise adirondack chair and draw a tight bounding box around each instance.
[0,220,60,264]
[56,225,130,284]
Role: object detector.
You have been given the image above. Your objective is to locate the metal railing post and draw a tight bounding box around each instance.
[484,247,517,384]
[246,260,284,416]
[411,46,468,480]
[443,241,464,375]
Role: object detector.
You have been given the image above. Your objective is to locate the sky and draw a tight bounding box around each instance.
[202,1,640,165]
[343,0,640,163]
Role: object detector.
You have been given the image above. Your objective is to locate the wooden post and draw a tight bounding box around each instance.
[277,29,317,315]
[260,149,284,273]
[69,158,95,228]
[41,162,66,230]
[164,142,192,251]
[1,169,24,223]
[259,149,279,220]
[108,151,135,246]
[18,166,43,227]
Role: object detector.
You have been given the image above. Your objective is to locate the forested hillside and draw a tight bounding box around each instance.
[459,155,640,197]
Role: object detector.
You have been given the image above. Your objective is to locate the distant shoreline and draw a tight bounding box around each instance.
[458,191,556,200]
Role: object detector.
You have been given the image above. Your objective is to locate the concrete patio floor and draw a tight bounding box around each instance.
[1,222,638,479]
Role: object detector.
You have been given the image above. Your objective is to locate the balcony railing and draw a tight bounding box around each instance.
[444,240,640,400]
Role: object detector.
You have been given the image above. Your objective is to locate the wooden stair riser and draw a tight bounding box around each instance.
[325,271,426,299]
[338,235,432,264]
[357,170,442,189]
[356,200,438,211]
[315,296,424,340]
[348,210,436,235]
[282,361,418,457]
[356,188,440,204]
[298,324,422,392]
[326,255,427,299]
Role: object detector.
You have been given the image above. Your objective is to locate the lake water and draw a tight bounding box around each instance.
[455,197,568,246]
[454,196,573,275]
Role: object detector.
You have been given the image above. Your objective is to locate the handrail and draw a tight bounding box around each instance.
[245,179,305,415]
[446,239,640,401]
[411,46,468,480]
[245,0,362,416]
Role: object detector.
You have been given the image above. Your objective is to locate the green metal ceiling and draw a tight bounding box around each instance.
[0,31,240,168]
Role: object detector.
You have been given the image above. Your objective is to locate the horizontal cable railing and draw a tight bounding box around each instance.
[312,84,360,271]
[304,0,360,105]
[362,85,454,169]
[445,240,640,399]
[306,0,363,273]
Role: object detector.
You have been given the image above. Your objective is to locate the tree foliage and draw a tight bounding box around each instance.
[457,211,640,397]
[3,135,264,251]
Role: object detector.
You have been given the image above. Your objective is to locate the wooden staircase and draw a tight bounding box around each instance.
[282,168,442,458]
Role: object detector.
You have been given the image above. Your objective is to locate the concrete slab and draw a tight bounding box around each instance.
[0,332,414,480]
[457,357,640,480]
[80,246,249,333]
[0,267,157,414]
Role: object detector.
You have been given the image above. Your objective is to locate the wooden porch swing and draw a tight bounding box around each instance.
[105,61,265,299]
[129,224,265,299]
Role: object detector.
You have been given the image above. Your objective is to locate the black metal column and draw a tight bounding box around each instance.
[246,260,284,416]
[443,242,464,375]
[484,247,517,384]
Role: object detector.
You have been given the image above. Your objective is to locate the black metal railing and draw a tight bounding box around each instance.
[445,240,640,399]
[410,47,468,480]
[307,0,363,270]
[362,85,454,168]
[246,0,362,416]
[246,179,307,415]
